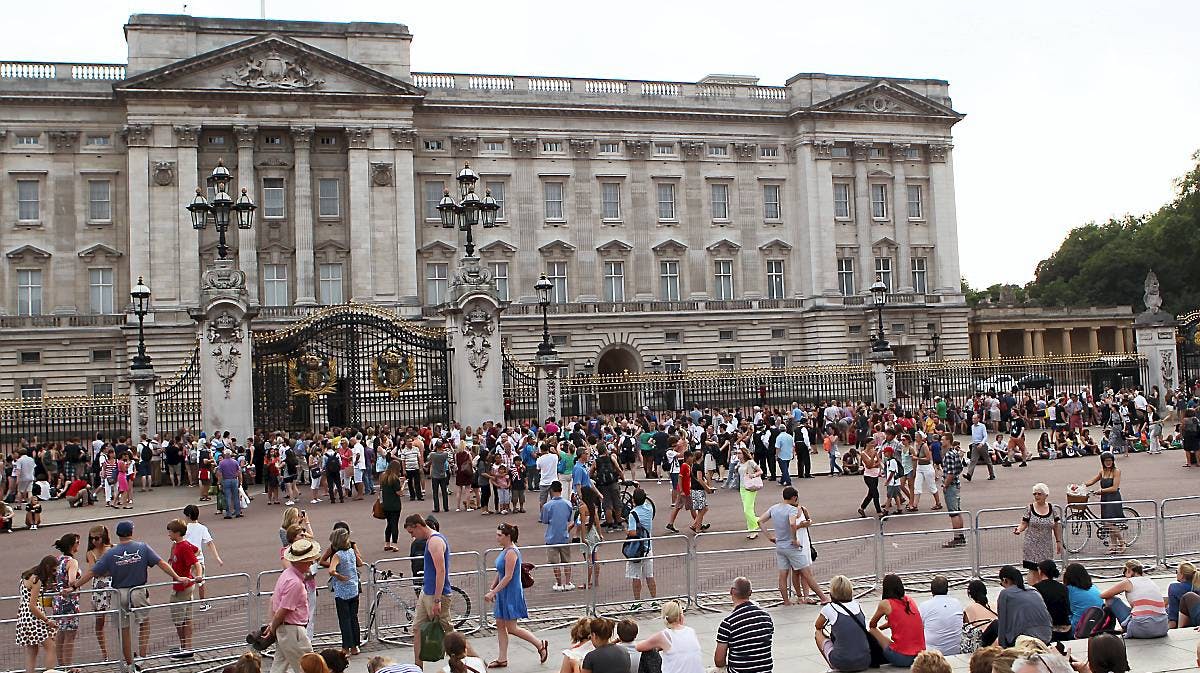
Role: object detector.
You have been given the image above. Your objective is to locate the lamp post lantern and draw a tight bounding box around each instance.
[437,163,499,258]
[535,273,556,357]
[927,331,941,360]
[869,276,890,353]
[186,159,257,260]
[130,276,152,370]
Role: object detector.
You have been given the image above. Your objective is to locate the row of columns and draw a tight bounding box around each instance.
[973,326,1135,359]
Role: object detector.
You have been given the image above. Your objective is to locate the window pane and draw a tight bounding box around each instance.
[911,257,928,294]
[488,262,509,301]
[711,183,729,219]
[89,180,112,221]
[89,267,114,314]
[833,183,851,218]
[838,258,855,296]
[871,184,888,219]
[766,259,785,299]
[17,180,39,221]
[547,262,568,303]
[264,264,288,306]
[907,184,923,219]
[763,184,781,219]
[485,181,505,220]
[657,183,676,220]
[263,178,285,218]
[603,261,624,302]
[601,183,621,220]
[17,269,42,316]
[875,257,893,291]
[318,178,340,217]
[425,263,448,305]
[714,259,734,300]
[659,261,679,301]
[544,182,564,220]
[319,263,343,304]
[424,181,445,220]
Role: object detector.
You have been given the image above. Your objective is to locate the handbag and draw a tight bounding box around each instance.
[520,562,535,589]
[832,601,887,667]
[419,620,445,662]
[743,474,764,491]
[961,618,992,654]
[372,498,386,520]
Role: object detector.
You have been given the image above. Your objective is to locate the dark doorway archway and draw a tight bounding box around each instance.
[595,346,641,412]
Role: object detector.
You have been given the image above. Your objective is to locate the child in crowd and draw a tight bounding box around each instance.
[25,493,42,530]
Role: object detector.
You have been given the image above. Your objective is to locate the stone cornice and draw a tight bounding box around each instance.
[289,126,315,147]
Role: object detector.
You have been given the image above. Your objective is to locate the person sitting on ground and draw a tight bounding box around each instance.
[1166,560,1198,628]
[868,573,926,668]
[920,575,963,656]
[1085,633,1130,673]
[319,648,349,673]
[636,601,703,673]
[1063,562,1104,629]
[969,645,1002,673]
[814,574,871,672]
[559,618,594,673]
[222,651,262,673]
[911,650,952,673]
[582,617,628,673]
[841,446,862,475]
[965,579,999,648]
[615,618,640,673]
[365,655,422,673]
[995,565,1052,647]
[1100,559,1168,638]
[0,501,12,533]
[442,631,486,673]
[64,477,94,507]
[1030,560,1072,642]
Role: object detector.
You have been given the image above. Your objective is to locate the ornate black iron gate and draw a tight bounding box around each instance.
[1178,310,1200,390]
[155,346,202,438]
[252,305,453,433]
[502,353,539,424]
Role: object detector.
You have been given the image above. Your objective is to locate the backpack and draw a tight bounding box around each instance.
[595,455,618,486]
[622,510,651,560]
[1073,605,1116,639]
[1184,416,1200,441]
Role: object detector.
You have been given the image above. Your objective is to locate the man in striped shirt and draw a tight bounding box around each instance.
[715,577,773,673]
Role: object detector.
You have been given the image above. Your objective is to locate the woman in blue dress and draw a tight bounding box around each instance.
[485,523,548,668]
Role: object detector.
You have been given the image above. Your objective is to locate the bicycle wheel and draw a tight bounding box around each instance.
[1063,511,1092,554]
[371,588,416,643]
[620,490,635,518]
[447,585,473,630]
[1116,507,1142,547]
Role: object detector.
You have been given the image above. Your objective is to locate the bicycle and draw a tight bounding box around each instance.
[363,567,473,640]
[1062,488,1141,554]
[618,479,654,519]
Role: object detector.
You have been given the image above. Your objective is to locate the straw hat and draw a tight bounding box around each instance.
[283,538,322,563]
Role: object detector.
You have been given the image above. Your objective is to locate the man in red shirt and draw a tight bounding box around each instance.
[64,478,93,507]
[665,450,694,533]
[167,518,202,658]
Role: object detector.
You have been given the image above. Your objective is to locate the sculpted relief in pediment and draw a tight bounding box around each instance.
[224,49,324,90]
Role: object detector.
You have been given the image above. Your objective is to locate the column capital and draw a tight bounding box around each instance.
[47,130,80,152]
[928,143,953,163]
[568,138,594,157]
[390,127,417,149]
[173,124,200,147]
[289,126,315,147]
[852,140,873,161]
[622,138,649,158]
[233,125,257,147]
[452,135,479,155]
[345,126,372,150]
[890,142,911,161]
[122,124,153,147]
[807,139,834,160]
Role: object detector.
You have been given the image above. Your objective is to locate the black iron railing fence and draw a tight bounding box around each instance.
[502,353,539,425]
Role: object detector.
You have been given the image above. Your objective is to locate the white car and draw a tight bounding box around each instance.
[973,375,1016,394]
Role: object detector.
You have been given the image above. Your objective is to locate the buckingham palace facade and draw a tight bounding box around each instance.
[0,14,970,398]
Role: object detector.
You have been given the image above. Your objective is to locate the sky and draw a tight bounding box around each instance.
[7,0,1198,289]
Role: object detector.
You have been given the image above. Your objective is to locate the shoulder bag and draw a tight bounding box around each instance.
[831,600,886,667]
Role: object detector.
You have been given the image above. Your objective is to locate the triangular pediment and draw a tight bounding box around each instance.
[595,239,633,254]
[77,243,123,260]
[6,244,51,260]
[652,238,688,254]
[872,236,899,249]
[812,80,961,118]
[478,240,518,255]
[314,239,351,253]
[417,240,457,255]
[115,34,425,99]
[758,238,793,253]
[537,239,576,254]
[705,238,742,254]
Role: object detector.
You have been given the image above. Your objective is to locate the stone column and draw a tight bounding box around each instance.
[988,331,1001,359]
[801,140,838,295]
[129,368,158,442]
[869,350,898,405]
[174,125,202,307]
[1088,327,1100,354]
[48,130,80,314]
[192,259,256,440]
[442,258,505,427]
[927,144,961,292]
[975,332,988,359]
[291,126,317,306]
[1022,331,1034,357]
[1114,328,1126,354]
[124,124,153,292]
[1124,328,1135,354]
[1032,329,1046,357]
[534,354,563,424]
[1061,329,1073,355]
[391,129,419,308]
[233,125,259,305]
[852,142,874,293]
[346,127,375,302]
[891,143,913,292]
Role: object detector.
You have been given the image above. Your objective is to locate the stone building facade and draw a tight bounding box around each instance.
[0,14,969,398]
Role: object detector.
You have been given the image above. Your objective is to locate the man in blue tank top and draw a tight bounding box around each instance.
[404,514,453,667]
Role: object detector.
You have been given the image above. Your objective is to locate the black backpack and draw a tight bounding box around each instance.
[622,510,651,560]
[595,454,618,486]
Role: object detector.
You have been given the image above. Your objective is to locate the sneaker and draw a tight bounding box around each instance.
[564,582,576,591]
[28,525,37,530]
[630,602,643,611]
[700,523,711,531]
[310,498,322,504]
[552,584,564,592]
[665,524,678,533]
[285,500,295,506]
[198,603,210,612]
[962,474,972,482]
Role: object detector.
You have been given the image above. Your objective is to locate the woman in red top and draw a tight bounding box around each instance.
[868,573,925,667]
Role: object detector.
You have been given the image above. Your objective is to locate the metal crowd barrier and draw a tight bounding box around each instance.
[880,510,977,589]
[130,573,254,673]
[370,551,485,645]
[1160,496,1200,568]
[1062,498,1160,577]
[0,587,121,673]
[589,535,691,619]
[974,505,1066,581]
[692,529,788,610]
[482,543,590,629]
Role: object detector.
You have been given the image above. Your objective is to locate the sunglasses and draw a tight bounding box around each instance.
[89,536,102,540]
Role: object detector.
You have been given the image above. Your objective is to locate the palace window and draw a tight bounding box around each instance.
[601,182,621,220]
[599,142,620,154]
[318,178,340,217]
[88,180,112,222]
[870,184,888,219]
[488,262,509,301]
[833,183,852,219]
[17,180,39,221]
[318,263,343,304]
[424,181,445,221]
[423,139,444,151]
[425,262,449,305]
[657,183,676,221]
[911,256,928,294]
[262,178,286,218]
[547,261,568,303]
[659,260,680,301]
[875,257,893,291]
[760,146,779,158]
[763,184,781,220]
[766,259,785,299]
[17,269,42,316]
[714,259,734,300]
[837,258,855,296]
[711,183,729,220]
[543,182,565,221]
[603,261,625,302]
[907,184,924,219]
[88,267,114,314]
[263,264,288,307]
[485,181,505,220]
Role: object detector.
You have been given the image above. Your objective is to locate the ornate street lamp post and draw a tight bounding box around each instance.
[535,273,556,357]
[130,276,152,370]
[870,276,890,353]
[927,331,941,360]
[437,163,499,257]
[186,159,257,259]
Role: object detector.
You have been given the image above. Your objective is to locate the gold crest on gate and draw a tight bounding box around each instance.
[374,348,416,397]
[287,351,338,398]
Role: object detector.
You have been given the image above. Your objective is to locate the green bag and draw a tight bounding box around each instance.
[419,620,445,662]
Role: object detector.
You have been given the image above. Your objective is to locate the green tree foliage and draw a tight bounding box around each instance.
[1026,150,1200,314]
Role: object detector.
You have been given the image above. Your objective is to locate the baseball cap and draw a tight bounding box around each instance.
[115,520,134,537]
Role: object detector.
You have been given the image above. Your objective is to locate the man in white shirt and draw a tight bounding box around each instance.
[919,575,964,655]
[350,437,367,500]
[535,447,561,510]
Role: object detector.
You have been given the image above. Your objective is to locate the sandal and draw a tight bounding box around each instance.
[538,640,549,664]
[486,661,508,669]
[932,504,944,511]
